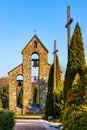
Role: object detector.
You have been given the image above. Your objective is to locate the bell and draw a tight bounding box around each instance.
[17,80,23,86]
[32,58,39,67]
[33,60,38,67]
[34,76,36,81]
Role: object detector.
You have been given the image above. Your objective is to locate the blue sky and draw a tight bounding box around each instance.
[0,0,87,77]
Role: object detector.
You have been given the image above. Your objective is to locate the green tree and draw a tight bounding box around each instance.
[45,63,54,119]
[17,87,23,106]
[33,86,39,104]
[55,55,63,119]
[63,68,87,130]
[63,23,87,130]
[0,86,8,109]
[64,22,86,105]
[0,97,2,108]
[45,55,63,119]
[80,66,87,105]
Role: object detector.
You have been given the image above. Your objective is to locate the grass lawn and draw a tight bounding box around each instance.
[16,113,45,119]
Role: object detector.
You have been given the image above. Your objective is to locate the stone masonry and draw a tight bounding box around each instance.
[8,35,51,114]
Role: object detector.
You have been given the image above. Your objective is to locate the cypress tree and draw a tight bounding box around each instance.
[33,86,39,104]
[63,67,87,130]
[80,66,87,105]
[45,55,63,119]
[55,55,63,118]
[63,23,87,130]
[64,22,86,105]
[0,97,2,108]
[45,63,54,119]
[17,87,23,107]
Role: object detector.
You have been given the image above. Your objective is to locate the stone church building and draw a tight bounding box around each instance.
[8,35,51,114]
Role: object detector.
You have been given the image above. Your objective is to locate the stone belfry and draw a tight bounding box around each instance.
[8,35,51,114]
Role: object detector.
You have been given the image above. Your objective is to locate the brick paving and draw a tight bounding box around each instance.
[14,122,46,130]
[14,119,50,130]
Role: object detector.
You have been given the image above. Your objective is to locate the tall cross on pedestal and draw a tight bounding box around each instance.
[65,6,73,50]
[53,40,58,118]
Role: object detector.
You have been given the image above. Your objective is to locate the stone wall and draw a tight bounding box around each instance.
[8,64,23,112]
[40,79,47,113]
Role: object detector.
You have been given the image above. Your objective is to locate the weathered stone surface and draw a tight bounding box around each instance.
[8,35,51,114]
[40,79,47,113]
[8,64,23,112]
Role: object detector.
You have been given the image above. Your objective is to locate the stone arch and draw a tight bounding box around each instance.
[31,52,39,82]
[31,52,40,110]
[17,74,23,86]
[16,74,23,107]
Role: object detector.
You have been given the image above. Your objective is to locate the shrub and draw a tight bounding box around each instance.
[0,97,2,108]
[0,110,15,130]
[62,106,87,130]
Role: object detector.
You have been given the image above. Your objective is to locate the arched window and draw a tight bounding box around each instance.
[17,75,23,86]
[34,40,38,48]
[31,53,39,82]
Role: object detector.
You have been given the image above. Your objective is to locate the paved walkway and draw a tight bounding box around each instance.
[14,119,59,130]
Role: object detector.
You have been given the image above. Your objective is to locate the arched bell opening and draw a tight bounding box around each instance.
[17,75,23,86]
[16,75,23,108]
[31,53,40,110]
[31,52,39,82]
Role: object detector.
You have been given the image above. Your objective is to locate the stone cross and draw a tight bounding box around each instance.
[65,6,73,49]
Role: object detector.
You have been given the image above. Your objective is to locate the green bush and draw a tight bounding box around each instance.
[0,98,2,108]
[62,106,87,130]
[0,110,15,130]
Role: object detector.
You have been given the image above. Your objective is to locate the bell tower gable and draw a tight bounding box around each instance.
[22,35,49,55]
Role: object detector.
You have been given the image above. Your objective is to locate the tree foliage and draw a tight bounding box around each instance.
[0,86,8,109]
[63,71,87,130]
[55,55,63,119]
[63,23,87,130]
[0,76,9,109]
[45,63,54,119]
[63,105,87,130]
[64,22,86,105]
[17,87,23,107]
[33,86,39,104]
[45,55,63,119]
[0,77,9,87]
[0,110,15,130]
[0,97,2,108]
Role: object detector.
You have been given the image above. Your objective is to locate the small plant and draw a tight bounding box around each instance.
[0,110,15,130]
